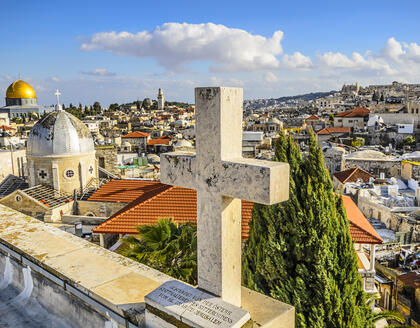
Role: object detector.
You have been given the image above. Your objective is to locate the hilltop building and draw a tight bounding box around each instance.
[0,79,54,119]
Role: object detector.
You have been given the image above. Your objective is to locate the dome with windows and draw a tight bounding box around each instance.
[27,110,94,156]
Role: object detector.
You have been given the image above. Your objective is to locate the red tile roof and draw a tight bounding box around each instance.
[316,127,351,135]
[148,138,170,145]
[93,184,254,239]
[397,271,420,288]
[90,181,381,244]
[0,125,15,130]
[335,107,370,118]
[342,195,383,244]
[122,131,150,138]
[87,179,163,203]
[333,167,374,184]
[306,115,321,120]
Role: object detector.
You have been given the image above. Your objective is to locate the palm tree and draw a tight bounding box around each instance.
[122,219,197,285]
[367,293,410,327]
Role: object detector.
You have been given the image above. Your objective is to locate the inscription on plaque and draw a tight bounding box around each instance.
[145,280,251,328]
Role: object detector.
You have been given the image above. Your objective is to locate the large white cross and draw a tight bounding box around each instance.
[160,87,289,307]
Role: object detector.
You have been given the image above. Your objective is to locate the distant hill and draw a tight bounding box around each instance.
[275,90,337,102]
[244,90,337,110]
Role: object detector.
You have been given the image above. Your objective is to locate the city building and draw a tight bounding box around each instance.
[0,80,54,119]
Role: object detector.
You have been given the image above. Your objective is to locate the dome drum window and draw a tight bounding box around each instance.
[64,169,75,179]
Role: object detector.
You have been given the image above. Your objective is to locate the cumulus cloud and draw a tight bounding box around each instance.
[82,68,116,77]
[381,37,406,61]
[405,42,420,62]
[317,51,395,74]
[80,23,284,72]
[282,52,312,69]
[380,37,420,64]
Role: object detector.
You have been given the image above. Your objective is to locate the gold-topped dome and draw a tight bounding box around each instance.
[6,80,36,99]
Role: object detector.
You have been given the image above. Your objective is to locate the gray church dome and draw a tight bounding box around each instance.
[27,111,94,156]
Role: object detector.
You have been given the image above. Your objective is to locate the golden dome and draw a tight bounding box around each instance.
[6,80,37,99]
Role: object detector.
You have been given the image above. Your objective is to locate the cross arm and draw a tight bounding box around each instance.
[160,151,197,189]
[220,158,289,205]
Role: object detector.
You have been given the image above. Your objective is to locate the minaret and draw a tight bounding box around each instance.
[157,88,164,110]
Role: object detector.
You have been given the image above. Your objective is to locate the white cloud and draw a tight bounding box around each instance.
[381,37,406,61]
[282,52,312,69]
[82,68,116,77]
[317,51,395,74]
[263,72,279,83]
[81,23,284,72]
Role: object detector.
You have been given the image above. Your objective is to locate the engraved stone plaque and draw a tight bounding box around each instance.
[145,280,251,328]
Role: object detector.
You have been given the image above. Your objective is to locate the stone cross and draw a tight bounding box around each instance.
[54,89,61,105]
[160,87,289,307]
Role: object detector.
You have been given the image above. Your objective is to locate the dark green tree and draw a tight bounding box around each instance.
[92,101,101,114]
[242,131,373,328]
[380,94,385,102]
[122,219,197,285]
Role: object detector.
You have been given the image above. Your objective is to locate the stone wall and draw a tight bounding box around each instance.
[0,149,26,180]
[75,200,126,217]
[358,195,393,227]
[358,195,420,242]
[95,145,120,178]
[344,159,401,178]
[0,253,109,328]
[0,190,47,219]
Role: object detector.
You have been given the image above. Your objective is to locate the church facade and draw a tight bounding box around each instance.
[26,106,98,194]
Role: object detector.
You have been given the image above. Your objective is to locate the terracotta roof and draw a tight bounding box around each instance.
[397,271,420,288]
[306,115,321,120]
[342,195,383,244]
[148,138,170,145]
[93,183,253,239]
[335,107,370,118]
[122,131,150,138]
[91,181,381,244]
[316,127,351,135]
[333,167,374,184]
[87,179,163,203]
[0,125,14,130]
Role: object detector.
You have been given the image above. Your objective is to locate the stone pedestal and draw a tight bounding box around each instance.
[145,280,252,328]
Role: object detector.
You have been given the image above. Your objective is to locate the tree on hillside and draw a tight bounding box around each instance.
[122,219,197,285]
[242,131,373,328]
[402,136,416,147]
[92,101,101,114]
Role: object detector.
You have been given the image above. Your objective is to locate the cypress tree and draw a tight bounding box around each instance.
[242,130,373,328]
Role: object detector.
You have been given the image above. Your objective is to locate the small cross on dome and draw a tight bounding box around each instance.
[54,89,63,111]
[54,89,61,105]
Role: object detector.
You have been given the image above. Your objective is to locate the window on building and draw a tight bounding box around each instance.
[38,169,48,180]
[65,169,75,178]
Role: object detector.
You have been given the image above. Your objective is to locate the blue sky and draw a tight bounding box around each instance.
[1,0,420,106]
